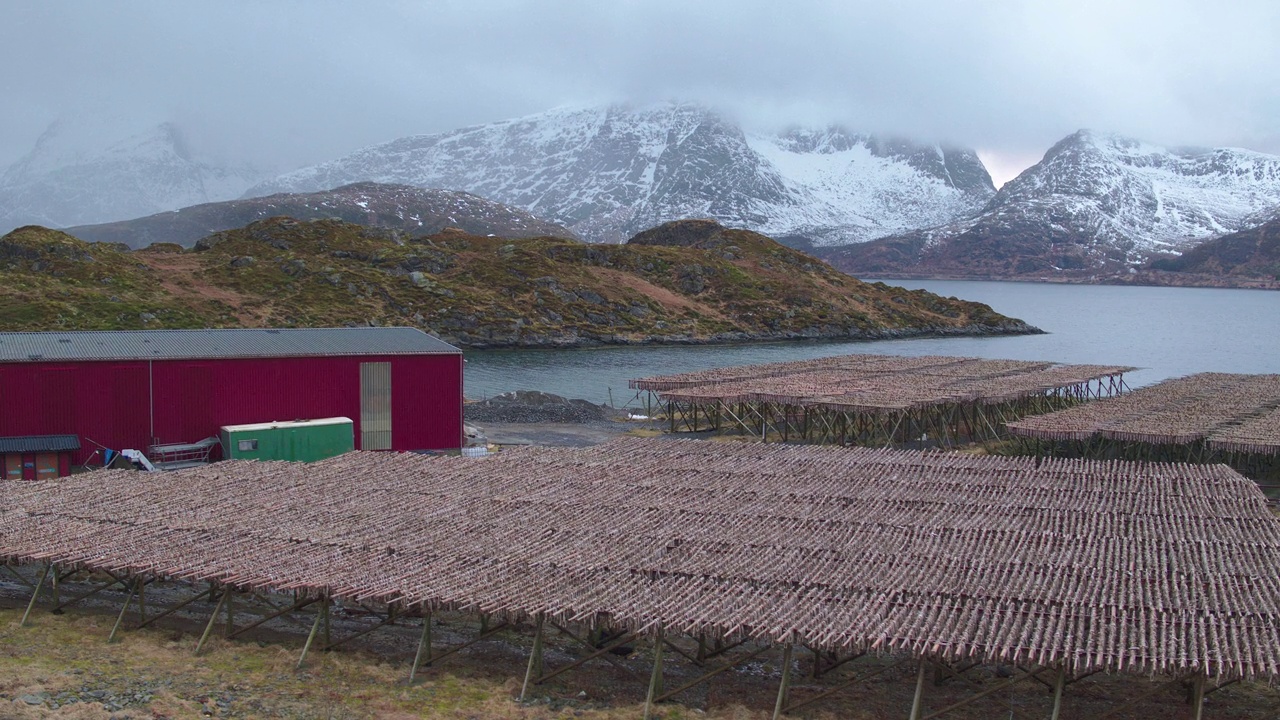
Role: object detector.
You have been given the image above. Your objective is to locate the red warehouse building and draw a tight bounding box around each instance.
[0,327,463,471]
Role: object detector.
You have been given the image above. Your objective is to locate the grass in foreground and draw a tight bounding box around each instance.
[0,607,706,720]
[3,603,1279,720]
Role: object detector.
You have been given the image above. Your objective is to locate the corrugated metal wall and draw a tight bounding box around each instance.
[0,353,463,464]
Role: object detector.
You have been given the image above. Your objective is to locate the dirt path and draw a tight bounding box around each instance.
[134,253,262,325]
[585,266,730,321]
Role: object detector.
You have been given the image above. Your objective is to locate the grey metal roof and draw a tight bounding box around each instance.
[0,435,81,454]
[0,327,460,363]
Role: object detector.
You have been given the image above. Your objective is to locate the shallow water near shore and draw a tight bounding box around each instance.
[464,280,1280,407]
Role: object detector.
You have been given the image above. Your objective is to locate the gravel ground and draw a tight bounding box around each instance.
[463,389,661,448]
[463,390,620,424]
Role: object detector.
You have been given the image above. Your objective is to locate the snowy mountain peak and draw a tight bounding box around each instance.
[819,129,1280,280]
[247,102,994,244]
[989,130,1280,248]
[0,118,263,232]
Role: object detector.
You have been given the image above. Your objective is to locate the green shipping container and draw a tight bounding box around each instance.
[220,417,355,462]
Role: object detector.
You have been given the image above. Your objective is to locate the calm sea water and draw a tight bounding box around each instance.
[464,281,1280,407]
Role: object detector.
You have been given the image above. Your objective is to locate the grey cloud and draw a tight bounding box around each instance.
[2,0,1277,180]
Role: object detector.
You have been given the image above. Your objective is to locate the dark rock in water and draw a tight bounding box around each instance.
[464,390,612,424]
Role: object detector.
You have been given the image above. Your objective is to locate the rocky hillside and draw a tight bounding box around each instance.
[0,226,215,330]
[246,103,995,245]
[0,219,1037,347]
[0,119,261,233]
[819,130,1280,281]
[1145,217,1280,285]
[63,182,577,249]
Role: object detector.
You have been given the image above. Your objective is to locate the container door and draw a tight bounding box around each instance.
[360,362,393,450]
[3,454,21,481]
[34,453,59,480]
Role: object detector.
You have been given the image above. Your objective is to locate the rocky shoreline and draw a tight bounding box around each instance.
[463,390,619,424]
[858,271,1280,291]
[440,319,1043,350]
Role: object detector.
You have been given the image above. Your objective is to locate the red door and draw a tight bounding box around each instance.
[34,453,59,480]
[3,454,20,481]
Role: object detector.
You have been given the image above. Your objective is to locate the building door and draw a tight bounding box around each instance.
[359,362,392,450]
[3,454,21,481]
[34,453,59,480]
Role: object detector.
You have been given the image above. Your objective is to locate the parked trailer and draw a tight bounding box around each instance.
[220,417,354,462]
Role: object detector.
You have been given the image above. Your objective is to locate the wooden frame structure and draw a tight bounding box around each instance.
[4,439,1278,717]
[1008,372,1280,479]
[630,354,1132,447]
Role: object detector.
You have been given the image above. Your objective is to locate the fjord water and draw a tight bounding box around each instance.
[463,281,1280,407]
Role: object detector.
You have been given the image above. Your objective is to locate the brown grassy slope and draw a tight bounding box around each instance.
[0,226,228,330]
[0,218,1038,347]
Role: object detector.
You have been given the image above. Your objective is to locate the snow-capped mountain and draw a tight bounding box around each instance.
[819,130,1280,278]
[64,182,576,249]
[246,103,994,244]
[0,119,263,232]
[995,130,1280,251]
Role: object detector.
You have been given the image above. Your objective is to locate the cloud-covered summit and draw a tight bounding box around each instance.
[1,1,1276,181]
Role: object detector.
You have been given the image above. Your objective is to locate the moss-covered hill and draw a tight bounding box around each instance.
[0,218,1039,347]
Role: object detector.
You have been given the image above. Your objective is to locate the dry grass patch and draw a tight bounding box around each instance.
[0,607,713,720]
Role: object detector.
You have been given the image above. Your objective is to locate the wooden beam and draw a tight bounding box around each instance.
[320,605,397,652]
[1050,666,1065,720]
[195,589,231,656]
[408,612,433,682]
[656,643,773,703]
[419,620,511,668]
[107,577,143,643]
[519,615,545,701]
[48,573,128,613]
[2,562,36,591]
[642,629,665,720]
[783,656,910,714]
[919,665,1044,720]
[772,644,793,720]
[19,564,50,626]
[909,660,929,720]
[227,595,318,639]
[1191,675,1205,720]
[137,586,215,629]
[295,596,327,669]
[549,621,642,680]
[535,631,639,685]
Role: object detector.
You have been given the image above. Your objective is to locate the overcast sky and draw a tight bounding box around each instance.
[2,1,1277,185]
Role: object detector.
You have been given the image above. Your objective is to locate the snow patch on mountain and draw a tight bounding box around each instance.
[64,182,576,249]
[747,130,990,242]
[247,103,994,244]
[992,130,1280,254]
